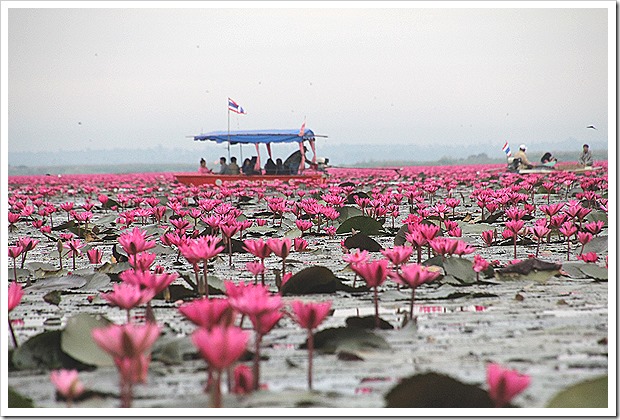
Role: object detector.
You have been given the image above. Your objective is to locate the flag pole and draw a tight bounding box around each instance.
[227,103,231,162]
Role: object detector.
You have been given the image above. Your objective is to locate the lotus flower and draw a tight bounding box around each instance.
[351,260,389,329]
[486,363,531,407]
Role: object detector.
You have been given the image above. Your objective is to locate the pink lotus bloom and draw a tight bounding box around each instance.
[486,363,531,407]
[179,297,234,329]
[246,261,266,277]
[115,354,151,385]
[472,254,490,273]
[293,237,308,252]
[291,300,332,330]
[50,369,85,402]
[192,326,249,371]
[343,249,370,265]
[8,212,21,225]
[87,248,103,264]
[351,259,389,288]
[8,281,24,312]
[233,364,253,395]
[92,322,161,360]
[583,220,604,236]
[417,223,441,241]
[63,238,84,256]
[381,245,413,267]
[481,230,495,247]
[179,235,225,262]
[18,236,40,253]
[505,219,525,235]
[128,251,157,272]
[118,227,156,256]
[295,219,313,233]
[577,231,593,246]
[98,194,109,206]
[243,238,272,259]
[101,283,155,311]
[266,238,292,259]
[577,252,599,263]
[390,263,440,289]
[119,269,178,295]
[324,226,337,238]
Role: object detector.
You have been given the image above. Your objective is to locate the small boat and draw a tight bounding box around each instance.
[174,128,329,186]
[516,163,602,175]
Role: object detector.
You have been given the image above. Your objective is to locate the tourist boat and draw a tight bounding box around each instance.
[516,162,603,175]
[174,128,329,186]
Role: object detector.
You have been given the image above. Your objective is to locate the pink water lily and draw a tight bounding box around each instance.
[179,297,235,330]
[351,259,389,329]
[486,363,531,407]
[118,227,156,256]
[388,263,440,320]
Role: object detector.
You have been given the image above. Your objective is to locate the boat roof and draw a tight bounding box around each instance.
[193,129,326,145]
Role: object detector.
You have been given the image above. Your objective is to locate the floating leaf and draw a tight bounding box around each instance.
[12,331,91,371]
[345,315,394,330]
[43,290,62,306]
[393,225,409,246]
[458,222,496,236]
[154,284,197,301]
[284,228,303,239]
[92,213,118,226]
[61,313,114,367]
[495,258,562,282]
[442,257,477,284]
[78,272,112,291]
[585,210,607,224]
[344,232,383,252]
[546,375,607,408]
[577,264,608,281]
[280,266,365,295]
[302,327,390,355]
[151,335,197,365]
[28,275,87,291]
[8,387,34,408]
[8,267,29,281]
[582,236,608,254]
[336,205,364,223]
[384,372,495,408]
[337,216,384,236]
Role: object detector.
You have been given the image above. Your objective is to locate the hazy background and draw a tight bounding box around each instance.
[7,5,610,171]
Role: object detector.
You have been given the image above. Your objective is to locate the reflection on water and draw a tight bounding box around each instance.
[333,305,488,318]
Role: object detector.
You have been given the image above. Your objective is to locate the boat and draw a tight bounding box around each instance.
[174,128,329,186]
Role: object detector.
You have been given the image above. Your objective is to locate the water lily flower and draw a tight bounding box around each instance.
[233,364,253,395]
[101,283,155,323]
[290,300,332,389]
[486,363,531,407]
[118,227,156,256]
[389,263,440,319]
[179,297,235,329]
[351,259,389,329]
[267,238,292,275]
[50,369,85,406]
[192,326,249,407]
[577,252,599,263]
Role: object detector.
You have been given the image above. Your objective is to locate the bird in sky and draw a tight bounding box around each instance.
[586,125,597,130]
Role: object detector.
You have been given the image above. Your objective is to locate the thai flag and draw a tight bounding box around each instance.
[228,98,246,114]
[502,141,512,157]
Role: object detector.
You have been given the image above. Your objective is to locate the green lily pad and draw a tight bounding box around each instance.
[336,205,364,223]
[280,266,365,295]
[585,210,607,225]
[393,224,409,246]
[578,264,608,281]
[458,221,496,236]
[442,257,477,284]
[284,228,303,239]
[28,275,87,291]
[8,267,30,281]
[61,313,114,367]
[337,215,384,236]
[344,232,383,252]
[12,330,91,371]
[582,236,608,254]
[546,375,607,408]
[43,290,62,306]
[8,387,34,408]
[385,372,495,408]
[302,326,390,354]
[151,335,196,365]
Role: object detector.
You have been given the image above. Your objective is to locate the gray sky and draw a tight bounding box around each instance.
[6,3,610,154]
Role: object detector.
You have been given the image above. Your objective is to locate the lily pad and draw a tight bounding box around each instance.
[151,335,197,365]
[28,275,87,291]
[337,216,384,236]
[302,326,390,355]
[8,267,30,281]
[344,232,383,252]
[546,375,607,408]
[61,313,114,367]
[442,257,477,284]
[336,205,364,223]
[458,221,496,236]
[577,264,608,281]
[43,290,62,306]
[8,387,35,408]
[582,236,608,254]
[384,372,495,408]
[495,258,562,282]
[345,315,394,330]
[281,266,366,295]
[12,330,92,371]
[393,224,409,246]
[584,210,607,224]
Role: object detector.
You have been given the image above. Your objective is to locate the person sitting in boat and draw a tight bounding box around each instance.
[199,158,212,174]
[578,144,593,166]
[264,158,277,175]
[242,158,253,175]
[218,157,227,174]
[275,158,286,175]
[283,147,313,175]
[513,144,533,170]
[227,157,241,175]
[540,152,557,167]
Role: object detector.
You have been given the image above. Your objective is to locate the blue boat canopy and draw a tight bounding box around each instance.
[194,128,325,145]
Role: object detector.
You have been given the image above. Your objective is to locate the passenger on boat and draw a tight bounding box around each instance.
[218,157,227,174]
[264,158,277,175]
[199,158,212,173]
[276,158,286,175]
[227,157,241,175]
[540,152,557,167]
[513,145,533,170]
[242,158,253,175]
[283,148,313,175]
[579,144,593,166]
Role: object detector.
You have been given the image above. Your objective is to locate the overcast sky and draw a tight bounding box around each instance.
[6,3,611,155]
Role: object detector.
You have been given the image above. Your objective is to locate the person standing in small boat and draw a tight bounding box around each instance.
[513,144,533,170]
[275,158,286,175]
[227,157,241,175]
[199,158,212,173]
[540,152,557,167]
[578,144,593,166]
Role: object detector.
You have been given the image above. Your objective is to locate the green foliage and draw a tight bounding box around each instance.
[546,375,607,408]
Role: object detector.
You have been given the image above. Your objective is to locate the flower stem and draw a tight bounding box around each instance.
[211,370,222,408]
[253,333,263,391]
[409,288,416,320]
[373,286,380,329]
[202,262,209,298]
[307,329,314,390]
[8,318,19,348]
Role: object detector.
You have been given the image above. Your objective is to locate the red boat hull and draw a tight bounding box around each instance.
[173,172,328,186]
